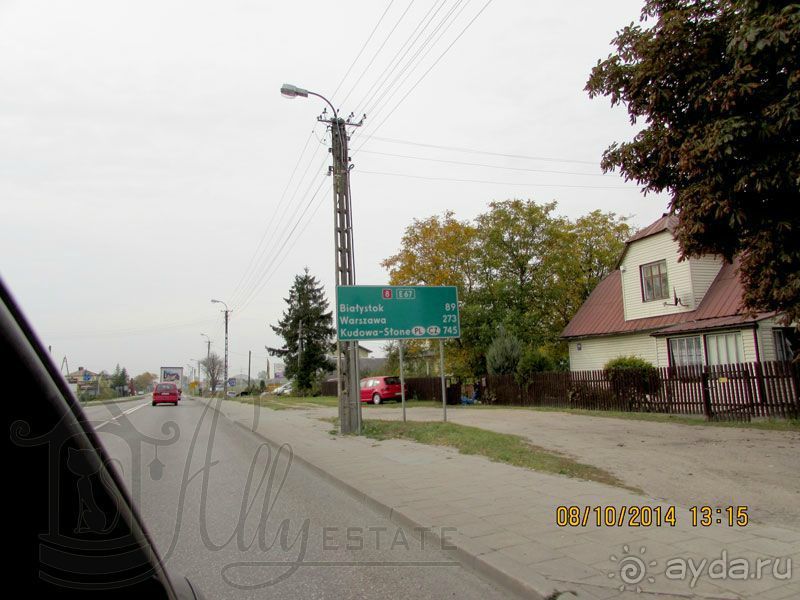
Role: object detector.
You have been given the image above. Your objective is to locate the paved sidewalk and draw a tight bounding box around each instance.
[359,405,800,530]
[198,397,799,599]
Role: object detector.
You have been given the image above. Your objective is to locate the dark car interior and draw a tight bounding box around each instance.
[2,279,202,599]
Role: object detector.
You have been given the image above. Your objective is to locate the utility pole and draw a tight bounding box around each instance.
[247,350,251,388]
[211,300,230,398]
[201,333,211,359]
[298,320,303,366]
[328,112,362,434]
[223,310,229,397]
[281,83,363,434]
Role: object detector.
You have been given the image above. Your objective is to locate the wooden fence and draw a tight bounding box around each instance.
[485,361,799,421]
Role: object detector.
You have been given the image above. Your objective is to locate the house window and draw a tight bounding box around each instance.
[773,328,797,362]
[641,260,669,302]
[706,331,744,366]
[669,336,703,366]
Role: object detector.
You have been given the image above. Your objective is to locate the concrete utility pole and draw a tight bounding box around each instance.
[298,319,303,366]
[329,110,363,434]
[281,83,363,434]
[211,300,230,398]
[247,350,251,387]
[201,333,211,359]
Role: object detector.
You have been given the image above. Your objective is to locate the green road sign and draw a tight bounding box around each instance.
[336,285,460,341]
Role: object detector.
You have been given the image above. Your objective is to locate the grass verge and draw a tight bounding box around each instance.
[233,395,339,410]
[356,418,638,491]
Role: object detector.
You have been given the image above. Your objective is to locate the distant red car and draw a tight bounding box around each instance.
[152,382,179,406]
[360,376,405,404]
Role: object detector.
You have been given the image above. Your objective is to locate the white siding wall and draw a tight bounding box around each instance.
[620,231,695,320]
[689,255,724,306]
[756,317,782,362]
[569,334,660,371]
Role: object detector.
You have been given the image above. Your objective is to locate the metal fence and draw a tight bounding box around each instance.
[484,361,799,421]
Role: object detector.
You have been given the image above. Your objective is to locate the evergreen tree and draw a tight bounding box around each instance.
[268,269,335,393]
[486,326,522,375]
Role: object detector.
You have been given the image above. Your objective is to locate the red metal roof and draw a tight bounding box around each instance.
[627,214,678,243]
[561,258,773,339]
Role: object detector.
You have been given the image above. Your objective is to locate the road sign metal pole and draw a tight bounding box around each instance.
[439,338,447,422]
[399,340,406,422]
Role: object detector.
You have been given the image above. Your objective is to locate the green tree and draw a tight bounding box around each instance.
[110,364,128,394]
[269,269,335,393]
[132,372,157,392]
[486,326,523,375]
[544,210,630,337]
[586,0,800,324]
[382,211,479,292]
[475,200,557,343]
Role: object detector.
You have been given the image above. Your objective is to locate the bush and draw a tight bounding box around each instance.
[604,355,660,404]
[516,347,556,383]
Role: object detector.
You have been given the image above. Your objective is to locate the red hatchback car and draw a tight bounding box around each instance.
[152,382,179,406]
[360,376,406,404]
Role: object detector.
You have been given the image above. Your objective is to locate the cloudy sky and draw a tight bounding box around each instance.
[0,0,670,378]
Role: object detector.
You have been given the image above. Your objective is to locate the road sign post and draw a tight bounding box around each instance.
[399,341,406,422]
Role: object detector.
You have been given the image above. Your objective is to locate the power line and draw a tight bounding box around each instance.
[363,135,599,165]
[229,129,316,304]
[230,150,328,308]
[233,161,328,310]
[358,149,611,176]
[339,0,416,108]
[357,169,636,189]
[331,0,396,100]
[354,0,495,152]
[351,0,448,118]
[236,177,332,314]
[358,0,467,125]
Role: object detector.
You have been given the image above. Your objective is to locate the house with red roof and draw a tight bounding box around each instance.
[561,214,796,371]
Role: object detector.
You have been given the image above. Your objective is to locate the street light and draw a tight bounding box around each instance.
[200,332,211,359]
[211,299,230,399]
[280,81,361,434]
[281,83,338,119]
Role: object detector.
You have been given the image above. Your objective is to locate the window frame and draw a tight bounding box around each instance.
[668,335,703,367]
[705,331,744,366]
[640,259,669,302]
[773,328,797,362]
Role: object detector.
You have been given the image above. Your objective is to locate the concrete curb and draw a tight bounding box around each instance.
[199,397,553,600]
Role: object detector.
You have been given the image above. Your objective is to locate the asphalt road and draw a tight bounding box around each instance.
[83,397,512,599]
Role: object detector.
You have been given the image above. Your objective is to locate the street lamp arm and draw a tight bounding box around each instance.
[280,83,338,120]
[211,299,229,311]
[306,91,338,120]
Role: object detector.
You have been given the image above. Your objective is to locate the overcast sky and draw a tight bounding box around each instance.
[0,0,670,377]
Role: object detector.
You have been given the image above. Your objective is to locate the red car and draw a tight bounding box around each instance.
[360,376,405,404]
[152,382,179,406]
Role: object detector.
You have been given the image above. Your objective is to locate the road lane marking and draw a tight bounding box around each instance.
[94,401,149,429]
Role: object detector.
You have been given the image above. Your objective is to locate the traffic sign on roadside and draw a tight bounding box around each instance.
[336,285,460,341]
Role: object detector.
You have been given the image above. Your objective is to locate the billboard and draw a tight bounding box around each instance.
[160,367,183,383]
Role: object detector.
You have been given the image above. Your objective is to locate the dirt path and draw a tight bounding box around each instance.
[310,404,800,530]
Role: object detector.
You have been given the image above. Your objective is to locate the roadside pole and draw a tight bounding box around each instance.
[439,338,447,422]
[399,340,406,422]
